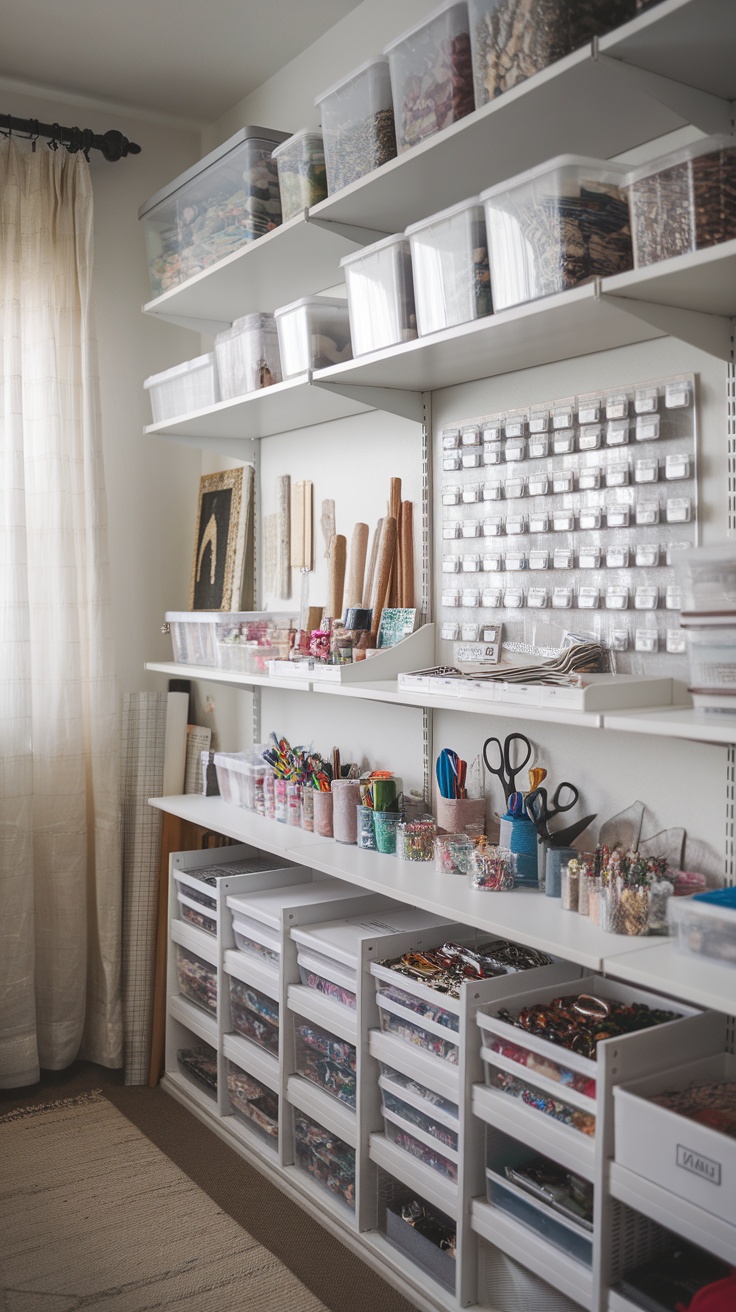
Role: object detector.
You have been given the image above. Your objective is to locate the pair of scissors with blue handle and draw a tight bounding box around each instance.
[482,733,534,803]
[525,782,580,842]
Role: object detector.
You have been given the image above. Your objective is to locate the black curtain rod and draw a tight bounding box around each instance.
[0,113,141,161]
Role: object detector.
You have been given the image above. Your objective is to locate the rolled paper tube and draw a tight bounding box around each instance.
[344,522,369,611]
[363,518,382,608]
[326,533,347,619]
[370,515,397,635]
[400,501,414,608]
[344,608,372,631]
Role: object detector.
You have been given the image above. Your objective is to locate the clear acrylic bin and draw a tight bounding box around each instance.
[226,1059,279,1140]
[341,234,417,355]
[468,0,635,107]
[668,889,736,968]
[625,134,736,268]
[145,352,219,423]
[216,641,280,675]
[214,312,282,398]
[294,1111,356,1209]
[271,129,327,221]
[315,57,396,194]
[178,1043,218,1098]
[384,1,475,153]
[379,1066,460,1149]
[294,1018,357,1106]
[377,994,460,1065]
[375,977,460,1033]
[213,752,260,808]
[297,949,357,1010]
[177,889,217,936]
[138,125,289,297]
[166,610,279,667]
[274,296,352,376]
[229,976,280,1054]
[485,1168,593,1266]
[673,542,736,617]
[231,913,281,965]
[481,155,632,310]
[384,1116,458,1181]
[686,626,736,691]
[176,946,217,1016]
[406,197,492,334]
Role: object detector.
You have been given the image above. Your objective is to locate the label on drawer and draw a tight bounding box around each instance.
[676,1145,721,1186]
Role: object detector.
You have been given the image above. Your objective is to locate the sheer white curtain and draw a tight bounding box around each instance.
[0,139,123,1088]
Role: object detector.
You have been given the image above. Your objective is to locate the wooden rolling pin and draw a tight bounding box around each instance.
[363,517,382,610]
[326,533,347,620]
[400,501,414,608]
[370,515,397,636]
[388,478,402,606]
[344,523,369,612]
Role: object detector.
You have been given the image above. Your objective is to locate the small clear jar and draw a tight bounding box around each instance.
[356,804,377,850]
[587,878,603,927]
[435,832,475,875]
[274,777,288,824]
[468,846,516,890]
[647,878,674,934]
[602,881,650,936]
[301,786,315,832]
[561,860,579,911]
[396,816,436,862]
[374,811,399,854]
[263,772,275,820]
[287,782,302,827]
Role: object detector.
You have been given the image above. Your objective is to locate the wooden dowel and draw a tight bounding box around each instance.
[344,522,369,611]
[400,501,414,608]
[327,533,347,619]
[370,515,397,635]
[363,517,382,609]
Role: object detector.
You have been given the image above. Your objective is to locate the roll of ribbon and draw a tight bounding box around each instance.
[344,607,372,631]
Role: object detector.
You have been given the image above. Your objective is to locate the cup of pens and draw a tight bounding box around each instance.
[435,747,485,835]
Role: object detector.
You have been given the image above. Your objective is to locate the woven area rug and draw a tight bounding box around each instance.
[0,1091,328,1312]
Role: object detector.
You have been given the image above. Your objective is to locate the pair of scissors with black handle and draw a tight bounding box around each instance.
[482,733,533,804]
[526,782,593,848]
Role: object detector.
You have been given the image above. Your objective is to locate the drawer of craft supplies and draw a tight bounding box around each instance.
[314,57,396,195]
[271,129,327,222]
[480,155,632,311]
[379,1067,459,1152]
[175,946,217,1016]
[293,1017,357,1108]
[485,1165,593,1266]
[372,962,461,1036]
[138,124,289,297]
[294,1110,356,1210]
[177,1042,218,1098]
[384,1193,456,1292]
[384,1,475,154]
[177,889,217,936]
[668,888,736,967]
[341,234,417,355]
[214,312,282,398]
[274,296,352,377]
[226,1058,279,1141]
[625,134,736,268]
[144,352,219,423]
[228,976,280,1055]
[614,1049,736,1224]
[406,197,492,335]
[296,949,357,1011]
[375,988,460,1066]
[383,1116,458,1183]
[231,912,281,966]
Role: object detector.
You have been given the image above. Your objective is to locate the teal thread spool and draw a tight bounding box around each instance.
[505,808,538,887]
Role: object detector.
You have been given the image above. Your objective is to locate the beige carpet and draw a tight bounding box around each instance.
[0,1091,328,1312]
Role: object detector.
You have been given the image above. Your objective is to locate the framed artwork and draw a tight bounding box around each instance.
[189,467,253,610]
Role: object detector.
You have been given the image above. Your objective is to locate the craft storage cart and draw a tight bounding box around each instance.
[143,3,736,1308]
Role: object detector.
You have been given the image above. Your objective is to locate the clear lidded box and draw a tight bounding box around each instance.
[144,352,219,424]
[271,129,327,222]
[214,312,282,398]
[406,196,492,335]
[138,125,290,298]
[341,233,417,355]
[274,296,352,377]
[315,57,397,195]
[625,134,736,268]
[384,0,475,153]
[480,155,632,311]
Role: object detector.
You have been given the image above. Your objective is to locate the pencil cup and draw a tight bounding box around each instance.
[435,796,485,836]
[313,790,333,838]
[374,811,399,855]
[332,779,361,844]
[545,846,576,898]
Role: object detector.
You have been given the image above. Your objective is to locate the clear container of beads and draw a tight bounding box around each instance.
[578,871,595,917]
[435,832,475,875]
[286,781,302,826]
[647,877,674,934]
[313,790,334,838]
[357,804,377,850]
[587,877,603,927]
[374,811,399,854]
[396,816,436,862]
[602,881,650,935]
[274,777,288,824]
[332,779,361,844]
[468,846,516,890]
[561,860,579,911]
[301,787,314,832]
[263,772,275,820]
[253,767,267,817]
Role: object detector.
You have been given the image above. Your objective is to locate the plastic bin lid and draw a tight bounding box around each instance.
[479,155,629,202]
[138,125,292,218]
[272,128,324,158]
[216,313,278,343]
[340,231,410,268]
[405,195,484,237]
[693,886,736,908]
[227,879,369,929]
[624,132,736,185]
[144,353,215,389]
[314,56,390,107]
[383,0,468,56]
[274,294,350,318]
[291,907,453,967]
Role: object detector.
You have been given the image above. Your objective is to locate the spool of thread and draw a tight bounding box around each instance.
[344,608,372,631]
[331,779,361,844]
[503,810,538,887]
[546,846,576,898]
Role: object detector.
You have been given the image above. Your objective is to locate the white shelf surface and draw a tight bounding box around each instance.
[471,1198,593,1310]
[604,240,736,320]
[149,794,326,860]
[145,660,311,692]
[609,1160,736,1267]
[602,940,736,1016]
[602,707,736,745]
[168,993,218,1045]
[287,983,358,1041]
[608,1290,647,1312]
[314,680,604,729]
[472,1085,596,1183]
[369,1132,458,1219]
[600,0,736,102]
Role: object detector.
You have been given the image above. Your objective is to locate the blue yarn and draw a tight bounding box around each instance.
[503,807,538,886]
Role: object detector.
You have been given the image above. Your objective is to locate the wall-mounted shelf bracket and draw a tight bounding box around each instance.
[311,379,425,424]
[595,52,733,136]
[155,431,259,462]
[602,295,733,362]
[305,213,391,248]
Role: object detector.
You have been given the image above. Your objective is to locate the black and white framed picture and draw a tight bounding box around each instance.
[189,466,253,610]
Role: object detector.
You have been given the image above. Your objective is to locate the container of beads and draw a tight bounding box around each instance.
[601,881,650,936]
[263,772,275,819]
[468,846,516,890]
[332,779,361,844]
[301,787,315,832]
[274,777,288,824]
[374,811,400,855]
[356,805,377,850]
[396,816,437,862]
[587,877,603,927]
[315,57,397,195]
[384,1,475,154]
[287,781,302,826]
[435,832,475,875]
[561,859,580,911]
[647,877,674,934]
[271,129,327,222]
[313,790,334,838]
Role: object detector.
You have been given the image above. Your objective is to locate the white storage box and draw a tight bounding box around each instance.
[174,856,289,919]
[668,889,736,968]
[625,134,736,268]
[138,125,289,297]
[315,57,396,195]
[294,1016,357,1107]
[685,627,736,693]
[341,234,417,355]
[406,197,492,335]
[614,1050,736,1225]
[226,1058,279,1141]
[274,296,352,377]
[214,312,282,398]
[673,542,736,617]
[480,155,632,311]
[384,2,475,153]
[145,353,219,423]
[271,129,327,222]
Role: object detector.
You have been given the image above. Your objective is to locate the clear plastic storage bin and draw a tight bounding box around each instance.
[274,296,352,376]
[216,641,281,675]
[145,353,219,423]
[178,1044,218,1097]
[213,751,261,808]
[406,197,492,335]
[384,1117,458,1181]
[379,1067,460,1152]
[138,125,289,297]
[226,1060,279,1140]
[315,57,397,194]
[294,1018,357,1106]
[384,2,475,153]
[297,949,357,1010]
[231,913,281,966]
[214,312,282,398]
[673,542,736,617]
[166,611,278,667]
[177,888,217,936]
[229,976,280,1054]
[271,129,327,221]
[376,991,460,1065]
[668,888,736,968]
[341,234,417,355]
[176,946,217,1016]
[485,1168,593,1265]
[294,1111,356,1209]
[468,0,635,107]
[625,135,736,268]
[481,155,632,310]
[685,627,736,692]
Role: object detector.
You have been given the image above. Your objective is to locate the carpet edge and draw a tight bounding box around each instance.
[0,1087,104,1124]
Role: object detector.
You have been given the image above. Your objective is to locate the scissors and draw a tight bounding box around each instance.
[482,733,534,803]
[525,783,581,842]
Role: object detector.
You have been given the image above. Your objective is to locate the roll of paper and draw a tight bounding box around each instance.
[344,522,369,612]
